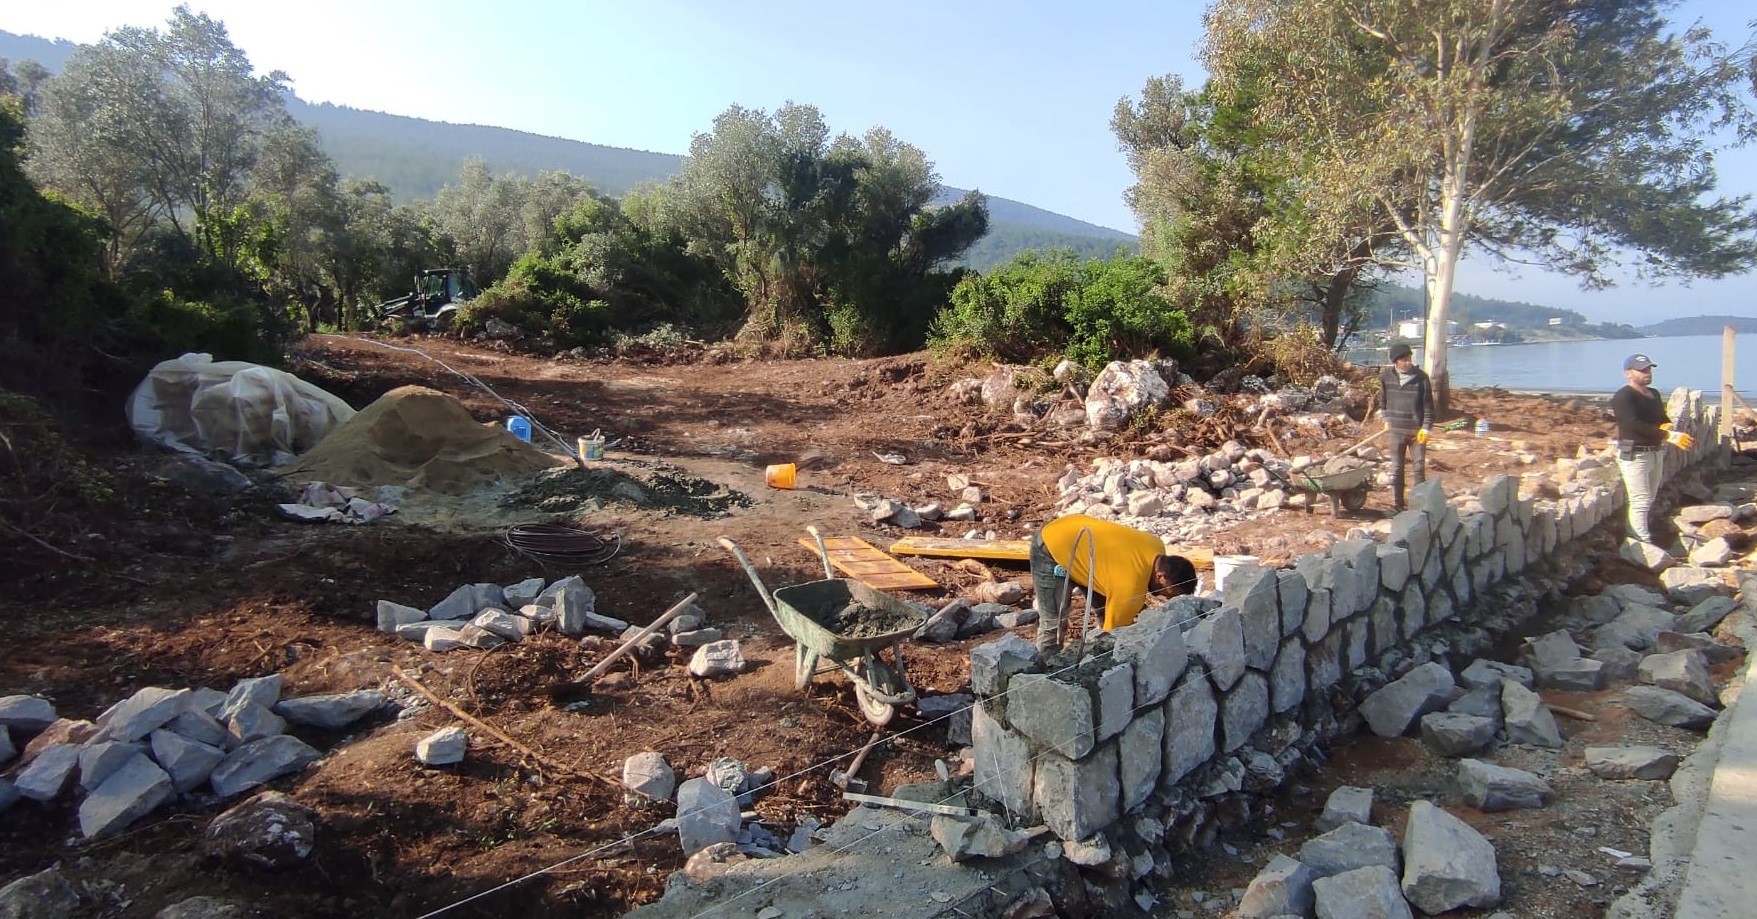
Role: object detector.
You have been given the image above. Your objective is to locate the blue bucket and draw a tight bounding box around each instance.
[505,415,532,442]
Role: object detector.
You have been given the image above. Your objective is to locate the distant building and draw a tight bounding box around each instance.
[1473,321,1506,330]
[1397,319,1424,339]
[1548,317,1563,326]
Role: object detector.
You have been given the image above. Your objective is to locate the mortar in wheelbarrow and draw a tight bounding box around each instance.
[719,528,926,725]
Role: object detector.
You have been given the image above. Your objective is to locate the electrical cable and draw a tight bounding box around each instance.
[503,523,621,567]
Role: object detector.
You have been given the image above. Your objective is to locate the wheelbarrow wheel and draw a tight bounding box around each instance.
[794,643,820,692]
[1340,485,1369,512]
[853,656,900,726]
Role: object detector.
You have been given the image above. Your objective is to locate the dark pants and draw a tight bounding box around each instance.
[1029,533,1068,651]
[1389,428,1425,509]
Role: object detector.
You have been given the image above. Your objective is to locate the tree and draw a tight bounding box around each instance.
[1205,0,1757,406]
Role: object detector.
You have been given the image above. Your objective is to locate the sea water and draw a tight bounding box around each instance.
[1361,334,1757,398]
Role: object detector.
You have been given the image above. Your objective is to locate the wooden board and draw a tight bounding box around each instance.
[798,536,938,591]
[888,537,1030,561]
[889,537,1214,571]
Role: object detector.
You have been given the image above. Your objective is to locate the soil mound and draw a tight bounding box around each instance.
[277,386,563,494]
[502,464,753,518]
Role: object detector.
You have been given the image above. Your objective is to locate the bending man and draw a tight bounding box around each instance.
[1029,513,1197,652]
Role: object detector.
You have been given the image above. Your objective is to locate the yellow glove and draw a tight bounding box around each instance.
[1667,430,1695,450]
[1659,423,1671,431]
[1415,428,1429,445]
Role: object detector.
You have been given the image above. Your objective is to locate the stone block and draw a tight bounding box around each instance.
[1221,672,1270,754]
[1370,597,1399,657]
[78,753,173,839]
[1237,854,1317,918]
[1359,662,1454,738]
[1584,745,1681,780]
[1118,708,1163,813]
[1096,662,1134,743]
[1161,673,1218,788]
[1389,509,1432,568]
[1397,589,1426,641]
[1458,758,1552,811]
[1307,632,1343,697]
[1187,606,1246,691]
[1303,587,1333,644]
[1315,785,1374,832]
[1315,865,1412,919]
[1400,800,1501,913]
[1270,638,1305,714]
[1277,571,1310,638]
[1033,744,1119,841]
[970,633,1042,698]
[1301,821,1399,877]
[972,701,1033,819]
[1112,605,1187,708]
[1005,674,1095,759]
[1378,546,1411,594]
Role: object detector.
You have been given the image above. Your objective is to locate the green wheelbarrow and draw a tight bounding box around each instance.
[1296,461,1376,517]
[718,526,925,725]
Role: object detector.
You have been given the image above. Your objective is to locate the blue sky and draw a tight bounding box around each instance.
[6,0,1755,325]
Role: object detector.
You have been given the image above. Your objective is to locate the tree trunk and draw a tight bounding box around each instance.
[1422,243,1463,415]
[1319,262,1362,350]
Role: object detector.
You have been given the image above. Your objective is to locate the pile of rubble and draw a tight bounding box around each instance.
[948,359,1359,438]
[377,575,733,657]
[0,676,388,839]
[1051,442,1316,544]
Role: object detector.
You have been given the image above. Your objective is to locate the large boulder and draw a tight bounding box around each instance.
[1457,759,1552,811]
[1400,800,1501,913]
[1084,360,1170,432]
[78,753,174,839]
[204,791,318,869]
[273,690,388,730]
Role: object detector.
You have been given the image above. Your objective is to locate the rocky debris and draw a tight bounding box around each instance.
[1457,759,1553,811]
[204,791,317,869]
[151,730,225,792]
[1636,649,1717,706]
[79,753,174,839]
[416,727,469,766]
[274,690,388,730]
[1625,685,1717,729]
[1500,680,1564,748]
[1313,865,1413,919]
[97,687,191,743]
[1300,822,1400,878]
[1584,745,1681,780]
[1459,660,1533,691]
[156,896,247,919]
[929,813,1030,862]
[13,744,80,801]
[0,694,57,733]
[1677,595,1738,633]
[77,740,145,792]
[1315,786,1374,832]
[209,735,322,797]
[1400,800,1501,913]
[675,777,741,855]
[0,868,80,917]
[916,693,975,746]
[1359,662,1455,738]
[623,751,676,802]
[689,640,746,678]
[1618,539,1676,572]
[225,703,286,746]
[1237,854,1317,917]
[376,573,631,649]
[1418,712,1497,758]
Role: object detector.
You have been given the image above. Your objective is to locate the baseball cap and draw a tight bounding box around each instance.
[1624,353,1657,371]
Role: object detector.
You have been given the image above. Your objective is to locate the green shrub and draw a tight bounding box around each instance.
[930,250,1193,369]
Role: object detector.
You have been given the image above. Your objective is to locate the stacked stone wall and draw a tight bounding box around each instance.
[970,388,1722,855]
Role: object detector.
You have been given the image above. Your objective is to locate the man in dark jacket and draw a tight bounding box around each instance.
[1380,343,1435,512]
[1612,353,1693,544]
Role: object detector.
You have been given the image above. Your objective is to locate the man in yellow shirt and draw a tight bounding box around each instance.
[1031,514,1197,652]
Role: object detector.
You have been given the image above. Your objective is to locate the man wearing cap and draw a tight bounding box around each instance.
[1613,353,1693,544]
[1380,342,1434,513]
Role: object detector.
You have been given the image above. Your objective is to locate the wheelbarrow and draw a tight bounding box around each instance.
[718,526,925,726]
[1295,461,1376,517]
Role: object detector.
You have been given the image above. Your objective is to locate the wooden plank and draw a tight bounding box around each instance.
[842,791,974,817]
[888,537,1031,561]
[798,536,938,590]
[889,536,1215,571]
[1724,326,1736,443]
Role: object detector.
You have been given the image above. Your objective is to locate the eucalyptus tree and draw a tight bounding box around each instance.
[1204,0,1757,405]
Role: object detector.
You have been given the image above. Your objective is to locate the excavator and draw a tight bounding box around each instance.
[375,268,479,331]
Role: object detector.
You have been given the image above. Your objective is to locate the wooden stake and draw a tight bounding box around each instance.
[1724,325,1737,444]
[573,593,699,685]
[1549,704,1598,722]
[391,665,619,789]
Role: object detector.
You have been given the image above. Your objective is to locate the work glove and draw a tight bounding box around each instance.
[1667,430,1695,450]
[1415,428,1429,445]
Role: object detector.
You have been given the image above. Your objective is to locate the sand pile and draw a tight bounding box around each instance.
[277,386,565,494]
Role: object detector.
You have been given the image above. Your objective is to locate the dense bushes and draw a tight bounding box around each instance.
[931,250,1194,369]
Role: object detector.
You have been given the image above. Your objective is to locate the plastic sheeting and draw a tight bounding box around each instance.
[126,353,356,467]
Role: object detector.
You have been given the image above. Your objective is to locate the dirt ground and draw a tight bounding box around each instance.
[0,333,1716,917]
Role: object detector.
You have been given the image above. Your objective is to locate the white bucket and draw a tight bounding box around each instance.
[1211,555,1260,594]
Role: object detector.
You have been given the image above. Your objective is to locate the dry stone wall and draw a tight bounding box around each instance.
[970,388,1722,853]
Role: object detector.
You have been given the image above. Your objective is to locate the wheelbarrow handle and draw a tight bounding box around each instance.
[717,536,779,617]
[805,525,834,580]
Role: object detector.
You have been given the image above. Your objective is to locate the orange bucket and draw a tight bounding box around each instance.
[764,463,797,489]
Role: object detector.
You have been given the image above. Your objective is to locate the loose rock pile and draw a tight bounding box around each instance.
[616,752,808,859]
[0,676,389,839]
[377,575,727,655]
